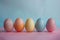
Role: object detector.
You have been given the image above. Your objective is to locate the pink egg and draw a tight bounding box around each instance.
[4,18,13,32]
[46,18,56,32]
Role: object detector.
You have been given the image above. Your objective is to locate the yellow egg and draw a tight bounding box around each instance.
[25,18,35,32]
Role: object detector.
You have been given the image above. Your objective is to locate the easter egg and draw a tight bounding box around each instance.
[14,18,24,32]
[25,18,35,32]
[46,18,56,32]
[35,18,45,32]
[4,18,13,32]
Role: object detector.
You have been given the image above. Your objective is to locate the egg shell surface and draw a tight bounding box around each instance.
[14,18,24,32]
[4,18,13,32]
[46,18,56,32]
[25,18,35,32]
[35,18,45,32]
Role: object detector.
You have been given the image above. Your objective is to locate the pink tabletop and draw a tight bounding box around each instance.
[0,28,60,40]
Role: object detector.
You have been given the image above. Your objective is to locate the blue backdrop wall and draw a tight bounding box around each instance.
[0,0,60,28]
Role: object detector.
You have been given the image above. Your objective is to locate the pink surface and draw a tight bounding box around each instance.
[0,28,60,40]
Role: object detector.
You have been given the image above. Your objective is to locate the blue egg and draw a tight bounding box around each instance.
[35,18,45,32]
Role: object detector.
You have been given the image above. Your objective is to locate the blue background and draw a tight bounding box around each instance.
[0,0,60,28]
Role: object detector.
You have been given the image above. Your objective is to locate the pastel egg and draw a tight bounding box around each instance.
[35,18,45,32]
[25,18,35,32]
[14,18,24,32]
[4,18,13,32]
[46,18,56,32]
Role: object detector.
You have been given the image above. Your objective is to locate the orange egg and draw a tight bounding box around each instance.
[14,18,24,32]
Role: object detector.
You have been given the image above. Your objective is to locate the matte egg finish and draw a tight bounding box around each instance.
[35,18,45,32]
[25,18,35,32]
[4,18,13,32]
[46,18,56,32]
[14,18,24,32]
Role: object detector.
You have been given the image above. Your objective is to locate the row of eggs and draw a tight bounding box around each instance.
[4,18,56,32]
